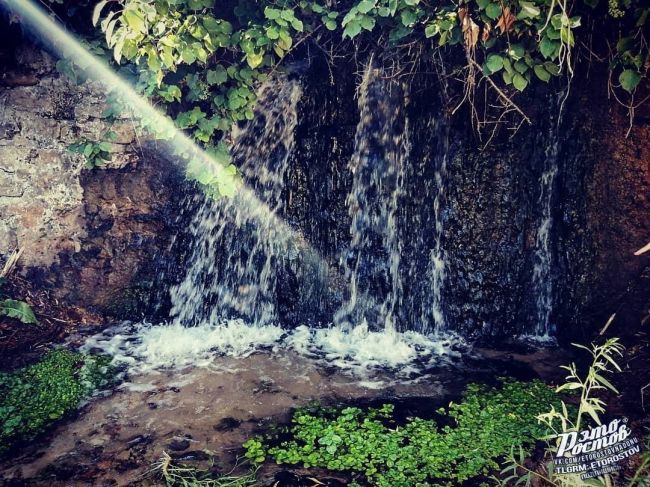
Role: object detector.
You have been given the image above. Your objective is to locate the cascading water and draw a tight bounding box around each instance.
[170,77,302,327]
[333,63,408,333]
[531,92,565,339]
[82,65,466,377]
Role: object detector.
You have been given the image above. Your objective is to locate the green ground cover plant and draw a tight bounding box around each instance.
[243,378,562,486]
[0,349,114,453]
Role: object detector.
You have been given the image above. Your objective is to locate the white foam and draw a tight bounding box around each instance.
[81,321,467,379]
[81,320,285,375]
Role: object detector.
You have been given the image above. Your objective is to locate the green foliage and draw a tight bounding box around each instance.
[46,0,648,196]
[0,299,38,325]
[68,131,117,168]
[83,0,646,196]
[496,338,629,487]
[540,338,624,433]
[244,379,561,486]
[0,265,38,325]
[0,349,114,453]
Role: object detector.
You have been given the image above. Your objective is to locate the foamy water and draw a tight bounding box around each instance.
[81,320,466,379]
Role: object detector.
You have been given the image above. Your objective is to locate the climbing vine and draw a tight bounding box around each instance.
[39,0,648,192]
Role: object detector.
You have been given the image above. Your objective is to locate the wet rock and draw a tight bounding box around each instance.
[214,417,241,431]
[171,450,212,462]
[126,434,152,449]
[168,436,191,452]
[0,43,188,322]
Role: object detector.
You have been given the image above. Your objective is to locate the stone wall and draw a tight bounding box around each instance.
[0,44,186,318]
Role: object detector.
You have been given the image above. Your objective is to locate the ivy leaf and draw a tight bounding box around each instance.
[619,69,641,93]
[343,19,362,38]
[291,18,304,31]
[181,47,197,64]
[207,66,228,85]
[324,19,337,30]
[485,3,502,20]
[280,9,295,21]
[512,73,528,91]
[517,1,540,19]
[264,7,281,19]
[507,43,525,60]
[246,52,264,68]
[401,9,417,26]
[357,0,375,14]
[485,53,504,73]
[539,37,559,59]
[360,15,376,31]
[534,64,551,82]
[123,8,146,33]
[0,299,38,325]
[544,62,560,75]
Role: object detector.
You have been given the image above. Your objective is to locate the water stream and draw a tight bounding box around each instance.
[333,63,408,334]
[531,92,565,339]
[170,77,302,327]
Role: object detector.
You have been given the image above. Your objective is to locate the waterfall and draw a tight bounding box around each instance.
[81,64,467,376]
[531,92,565,338]
[170,76,302,327]
[333,63,409,333]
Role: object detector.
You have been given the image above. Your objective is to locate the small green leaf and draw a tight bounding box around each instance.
[486,54,504,73]
[517,1,541,19]
[619,69,641,93]
[123,8,146,33]
[400,9,417,26]
[343,19,362,38]
[92,0,108,26]
[534,64,551,82]
[539,37,559,59]
[264,7,281,19]
[357,0,375,14]
[291,18,304,31]
[485,3,502,20]
[324,19,337,30]
[0,299,38,324]
[512,73,528,91]
[360,15,376,31]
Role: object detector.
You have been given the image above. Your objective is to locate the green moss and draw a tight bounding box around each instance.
[244,379,562,487]
[0,349,114,453]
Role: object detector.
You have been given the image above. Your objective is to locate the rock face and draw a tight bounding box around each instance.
[0,36,647,339]
[0,43,186,319]
[277,56,649,339]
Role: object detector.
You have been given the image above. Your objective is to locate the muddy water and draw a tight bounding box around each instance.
[0,351,453,486]
[0,345,567,486]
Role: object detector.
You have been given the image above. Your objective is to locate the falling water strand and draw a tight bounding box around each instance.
[426,115,449,334]
[170,76,302,327]
[334,63,409,333]
[531,92,565,338]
